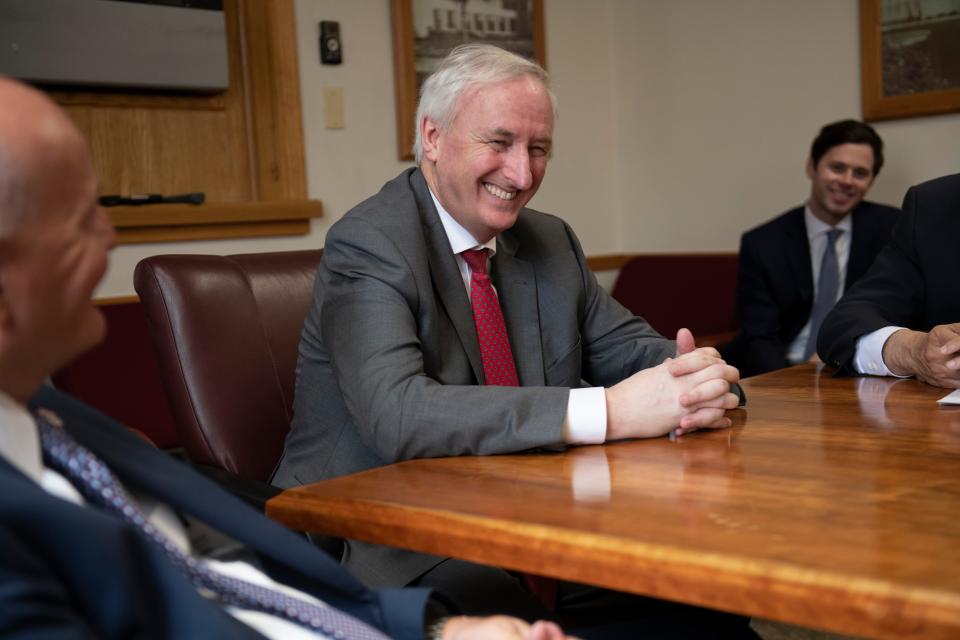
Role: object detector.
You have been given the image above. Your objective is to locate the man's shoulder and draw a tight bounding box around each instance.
[906,173,960,216]
[855,200,900,219]
[742,206,804,243]
[911,172,960,199]
[900,174,960,235]
[326,168,429,247]
[512,206,568,235]
[504,207,576,255]
[851,200,900,236]
[339,168,421,225]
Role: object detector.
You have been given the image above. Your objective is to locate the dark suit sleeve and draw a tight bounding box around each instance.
[732,232,791,376]
[0,528,99,640]
[818,189,925,373]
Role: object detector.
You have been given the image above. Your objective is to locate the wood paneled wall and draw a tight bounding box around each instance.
[49,0,320,243]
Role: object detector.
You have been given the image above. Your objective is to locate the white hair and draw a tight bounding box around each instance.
[413,44,557,163]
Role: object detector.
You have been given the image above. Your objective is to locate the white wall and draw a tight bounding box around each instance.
[95,0,960,297]
[98,0,406,297]
[612,0,960,251]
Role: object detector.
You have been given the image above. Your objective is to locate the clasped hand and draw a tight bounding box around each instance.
[885,323,960,388]
[606,328,740,441]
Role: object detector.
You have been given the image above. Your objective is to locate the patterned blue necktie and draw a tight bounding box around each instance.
[35,411,390,640]
[803,228,843,361]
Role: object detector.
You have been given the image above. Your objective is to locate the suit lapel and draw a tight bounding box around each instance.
[493,230,544,386]
[27,387,370,600]
[410,171,485,383]
[846,205,874,287]
[785,208,814,305]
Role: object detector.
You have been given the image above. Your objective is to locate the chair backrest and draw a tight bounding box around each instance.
[134,250,323,481]
[611,253,739,341]
[52,300,181,449]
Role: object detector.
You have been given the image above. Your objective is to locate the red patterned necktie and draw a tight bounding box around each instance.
[460,249,557,611]
[461,248,519,386]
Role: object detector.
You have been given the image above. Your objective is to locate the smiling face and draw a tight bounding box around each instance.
[0,81,116,400]
[14,139,114,369]
[419,76,554,243]
[806,143,876,226]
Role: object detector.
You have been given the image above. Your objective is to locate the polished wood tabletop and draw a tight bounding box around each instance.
[267,364,960,639]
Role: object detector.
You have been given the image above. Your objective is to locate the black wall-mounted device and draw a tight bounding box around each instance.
[319,21,342,65]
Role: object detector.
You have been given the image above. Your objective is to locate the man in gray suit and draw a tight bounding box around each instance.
[274,45,746,633]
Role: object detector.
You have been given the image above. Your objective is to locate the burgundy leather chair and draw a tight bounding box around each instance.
[133,250,322,486]
[52,300,180,449]
[610,253,739,348]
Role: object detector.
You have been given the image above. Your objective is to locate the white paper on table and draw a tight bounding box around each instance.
[937,389,960,405]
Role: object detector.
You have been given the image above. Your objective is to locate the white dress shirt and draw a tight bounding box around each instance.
[429,191,607,445]
[853,326,910,377]
[0,390,332,640]
[786,206,853,364]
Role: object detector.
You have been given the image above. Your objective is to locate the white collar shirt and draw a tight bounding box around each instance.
[786,205,854,364]
[427,188,607,445]
[430,190,497,293]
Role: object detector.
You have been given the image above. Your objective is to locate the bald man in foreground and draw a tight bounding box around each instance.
[0,77,575,640]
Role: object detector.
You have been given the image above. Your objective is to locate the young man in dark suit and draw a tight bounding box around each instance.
[0,76,572,640]
[818,173,960,388]
[727,120,899,377]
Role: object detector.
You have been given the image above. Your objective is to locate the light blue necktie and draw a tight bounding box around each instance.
[36,412,390,640]
[803,228,843,361]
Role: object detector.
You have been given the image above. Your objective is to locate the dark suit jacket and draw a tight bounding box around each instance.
[272,168,674,587]
[0,386,429,640]
[728,201,898,377]
[819,173,960,373]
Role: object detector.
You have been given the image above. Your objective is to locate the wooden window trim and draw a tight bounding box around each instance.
[52,0,315,244]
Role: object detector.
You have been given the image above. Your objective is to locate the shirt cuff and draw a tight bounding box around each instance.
[563,387,607,445]
[854,326,911,377]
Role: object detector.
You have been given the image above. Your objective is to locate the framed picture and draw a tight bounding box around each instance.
[390,0,545,160]
[860,0,960,121]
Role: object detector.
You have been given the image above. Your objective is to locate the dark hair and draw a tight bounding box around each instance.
[810,119,884,176]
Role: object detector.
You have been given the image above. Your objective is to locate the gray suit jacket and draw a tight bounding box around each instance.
[272,168,674,586]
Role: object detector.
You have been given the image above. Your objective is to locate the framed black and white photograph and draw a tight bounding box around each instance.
[860,0,960,121]
[391,0,545,160]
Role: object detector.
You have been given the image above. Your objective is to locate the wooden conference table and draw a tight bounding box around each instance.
[267,364,960,639]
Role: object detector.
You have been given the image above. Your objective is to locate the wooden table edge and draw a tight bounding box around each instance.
[267,490,960,640]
